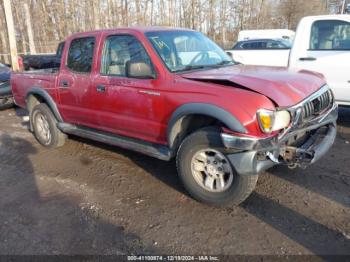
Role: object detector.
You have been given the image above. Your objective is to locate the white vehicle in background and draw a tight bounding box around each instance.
[227,15,350,106]
[229,38,291,67]
[237,29,295,41]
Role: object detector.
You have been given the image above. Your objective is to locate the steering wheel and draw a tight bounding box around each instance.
[189,52,209,65]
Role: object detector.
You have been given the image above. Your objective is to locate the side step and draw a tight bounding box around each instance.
[57,123,172,161]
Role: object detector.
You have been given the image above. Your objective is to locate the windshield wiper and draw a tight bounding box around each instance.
[174,60,235,73]
[174,64,210,72]
[213,60,235,66]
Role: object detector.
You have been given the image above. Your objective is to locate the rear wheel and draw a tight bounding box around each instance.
[0,97,14,110]
[176,128,258,206]
[31,103,66,148]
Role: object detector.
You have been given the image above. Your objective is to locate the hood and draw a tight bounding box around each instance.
[181,65,326,107]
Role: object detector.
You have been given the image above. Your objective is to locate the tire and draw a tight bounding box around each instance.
[176,128,258,207]
[31,103,66,148]
[0,97,14,110]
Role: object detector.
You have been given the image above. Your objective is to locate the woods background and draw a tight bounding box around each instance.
[0,0,347,63]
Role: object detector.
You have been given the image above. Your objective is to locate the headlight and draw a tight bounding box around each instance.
[257,109,291,133]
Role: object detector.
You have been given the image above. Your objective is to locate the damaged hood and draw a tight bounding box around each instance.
[181,65,326,107]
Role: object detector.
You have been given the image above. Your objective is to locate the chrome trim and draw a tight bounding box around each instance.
[288,84,332,110]
[221,101,338,151]
[278,85,333,140]
[221,133,275,151]
[138,90,161,96]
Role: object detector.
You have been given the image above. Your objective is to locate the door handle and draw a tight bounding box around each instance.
[299,57,317,61]
[61,80,69,87]
[96,85,106,93]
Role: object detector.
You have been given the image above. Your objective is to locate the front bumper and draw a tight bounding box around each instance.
[221,102,338,175]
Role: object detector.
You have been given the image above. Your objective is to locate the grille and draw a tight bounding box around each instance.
[302,89,333,119]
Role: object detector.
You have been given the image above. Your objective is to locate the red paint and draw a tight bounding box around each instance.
[11,27,327,145]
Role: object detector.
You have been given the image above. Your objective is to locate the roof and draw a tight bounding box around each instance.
[237,38,288,42]
[302,14,350,20]
[70,26,194,38]
[239,29,295,33]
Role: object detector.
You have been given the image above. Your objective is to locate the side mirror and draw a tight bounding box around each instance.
[126,61,155,79]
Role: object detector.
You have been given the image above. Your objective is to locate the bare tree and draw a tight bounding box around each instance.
[0,0,342,62]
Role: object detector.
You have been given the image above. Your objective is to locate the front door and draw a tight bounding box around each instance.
[91,34,166,144]
[294,19,350,104]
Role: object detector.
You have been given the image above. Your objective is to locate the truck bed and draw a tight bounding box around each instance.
[11,70,59,108]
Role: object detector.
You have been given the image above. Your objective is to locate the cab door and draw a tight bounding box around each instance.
[293,18,350,105]
[91,34,166,144]
[57,36,98,125]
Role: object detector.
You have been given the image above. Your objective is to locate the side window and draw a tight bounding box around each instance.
[56,42,65,58]
[266,40,281,49]
[257,41,267,49]
[101,35,153,77]
[232,42,240,49]
[310,20,350,50]
[67,37,95,73]
[242,41,266,49]
[241,42,253,49]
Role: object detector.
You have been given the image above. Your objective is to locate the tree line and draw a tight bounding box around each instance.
[0,0,345,64]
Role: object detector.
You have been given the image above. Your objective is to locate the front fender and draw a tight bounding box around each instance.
[167,103,247,148]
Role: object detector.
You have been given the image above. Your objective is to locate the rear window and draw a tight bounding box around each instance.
[310,20,350,50]
[67,37,95,73]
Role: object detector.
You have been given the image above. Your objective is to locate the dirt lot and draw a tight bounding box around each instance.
[0,106,349,256]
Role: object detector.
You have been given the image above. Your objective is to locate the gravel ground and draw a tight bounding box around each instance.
[0,106,349,256]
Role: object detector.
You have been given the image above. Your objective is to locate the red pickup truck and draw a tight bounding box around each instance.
[11,27,338,206]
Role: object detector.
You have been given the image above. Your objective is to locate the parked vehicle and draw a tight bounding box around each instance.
[229,39,292,67]
[21,42,64,71]
[11,27,337,206]
[237,29,295,41]
[0,62,13,110]
[227,15,350,106]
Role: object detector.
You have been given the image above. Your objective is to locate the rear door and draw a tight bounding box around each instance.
[57,36,97,125]
[292,18,350,105]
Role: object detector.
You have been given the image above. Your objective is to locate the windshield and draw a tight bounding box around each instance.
[146,30,235,72]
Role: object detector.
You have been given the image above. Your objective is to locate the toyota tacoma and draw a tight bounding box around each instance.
[11,27,338,206]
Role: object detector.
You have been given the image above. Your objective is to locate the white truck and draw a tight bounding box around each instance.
[227,15,350,106]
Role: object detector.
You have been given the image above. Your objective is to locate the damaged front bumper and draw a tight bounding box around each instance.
[221,102,338,176]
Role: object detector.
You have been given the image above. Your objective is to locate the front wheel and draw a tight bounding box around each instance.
[176,128,258,207]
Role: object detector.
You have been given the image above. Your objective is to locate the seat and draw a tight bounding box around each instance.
[108,44,130,76]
